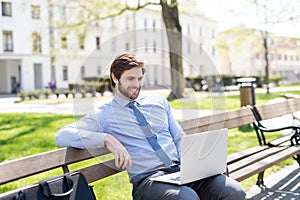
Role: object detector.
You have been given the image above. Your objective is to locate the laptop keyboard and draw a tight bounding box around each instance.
[169,176,180,182]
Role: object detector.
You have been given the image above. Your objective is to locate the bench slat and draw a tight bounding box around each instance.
[268,134,293,146]
[229,146,300,181]
[228,146,288,173]
[180,108,255,134]
[0,147,110,185]
[227,146,269,164]
[79,160,122,183]
[255,99,299,120]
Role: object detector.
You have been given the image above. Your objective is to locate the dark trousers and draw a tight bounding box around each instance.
[131,166,246,200]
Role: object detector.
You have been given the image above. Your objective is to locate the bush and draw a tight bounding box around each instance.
[17,90,26,101]
[69,76,113,96]
[269,75,282,86]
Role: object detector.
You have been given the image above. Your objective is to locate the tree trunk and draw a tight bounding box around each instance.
[262,33,270,94]
[160,0,185,100]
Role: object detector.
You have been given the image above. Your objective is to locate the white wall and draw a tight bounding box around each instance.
[0,0,52,92]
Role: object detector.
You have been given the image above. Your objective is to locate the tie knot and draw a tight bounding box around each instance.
[128,101,136,109]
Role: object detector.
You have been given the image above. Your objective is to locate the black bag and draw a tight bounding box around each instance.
[0,172,96,200]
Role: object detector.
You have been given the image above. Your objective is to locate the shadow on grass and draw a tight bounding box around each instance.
[0,114,72,146]
[0,127,36,145]
[238,124,254,132]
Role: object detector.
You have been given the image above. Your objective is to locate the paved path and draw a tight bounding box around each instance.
[246,162,300,199]
[0,90,215,119]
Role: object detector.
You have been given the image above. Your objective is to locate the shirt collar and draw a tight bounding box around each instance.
[113,93,142,107]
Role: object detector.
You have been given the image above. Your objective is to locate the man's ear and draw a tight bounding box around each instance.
[111,73,118,85]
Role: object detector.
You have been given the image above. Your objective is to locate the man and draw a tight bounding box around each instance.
[56,52,246,200]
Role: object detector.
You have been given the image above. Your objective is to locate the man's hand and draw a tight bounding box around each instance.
[104,134,132,169]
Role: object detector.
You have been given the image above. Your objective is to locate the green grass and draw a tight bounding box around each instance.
[0,113,75,161]
[170,87,300,110]
[1,86,299,198]
[0,113,132,199]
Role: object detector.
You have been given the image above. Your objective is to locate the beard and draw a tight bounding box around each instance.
[118,81,141,100]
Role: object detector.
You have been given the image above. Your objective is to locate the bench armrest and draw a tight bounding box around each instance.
[255,125,300,133]
[254,124,300,146]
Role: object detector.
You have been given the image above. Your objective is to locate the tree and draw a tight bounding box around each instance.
[252,0,271,94]
[251,0,300,93]
[49,0,185,100]
[160,0,185,100]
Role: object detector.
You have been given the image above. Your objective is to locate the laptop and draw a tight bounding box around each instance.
[150,128,228,185]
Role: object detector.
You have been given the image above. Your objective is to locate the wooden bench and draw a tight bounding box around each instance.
[179,99,300,184]
[246,98,300,185]
[281,93,300,124]
[1,98,300,197]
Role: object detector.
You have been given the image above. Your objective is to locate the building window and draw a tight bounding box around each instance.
[144,18,147,31]
[78,34,85,49]
[63,66,68,81]
[32,32,42,53]
[96,37,100,50]
[212,46,215,56]
[145,40,148,52]
[211,30,215,39]
[61,35,67,48]
[97,66,101,75]
[31,5,40,19]
[188,42,191,54]
[153,41,156,52]
[199,43,203,55]
[187,24,190,35]
[1,1,12,16]
[80,66,85,78]
[111,38,116,51]
[125,42,129,51]
[109,17,115,29]
[125,16,129,30]
[59,6,66,22]
[3,30,13,52]
[199,26,202,36]
[152,20,156,32]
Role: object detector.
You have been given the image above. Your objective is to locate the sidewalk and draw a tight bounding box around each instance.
[246,162,300,199]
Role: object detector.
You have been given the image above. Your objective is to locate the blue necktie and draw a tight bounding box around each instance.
[128,101,173,167]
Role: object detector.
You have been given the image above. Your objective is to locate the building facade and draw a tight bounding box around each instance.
[219,27,300,83]
[49,2,219,90]
[0,0,219,93]
[0,0,51,93]
[1,1,300,94]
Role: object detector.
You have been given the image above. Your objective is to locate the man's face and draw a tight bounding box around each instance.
[113,67,144,100]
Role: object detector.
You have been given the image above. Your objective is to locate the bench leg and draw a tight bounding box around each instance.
[293,155,300,165]
[290,132,300,146]
[256,171,265,186]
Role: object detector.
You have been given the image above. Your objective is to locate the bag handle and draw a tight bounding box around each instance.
[40,174,74,198]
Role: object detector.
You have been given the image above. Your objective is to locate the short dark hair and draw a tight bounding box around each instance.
[110,52,146,88]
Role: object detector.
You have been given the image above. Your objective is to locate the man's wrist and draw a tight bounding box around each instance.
[102,133,109,147]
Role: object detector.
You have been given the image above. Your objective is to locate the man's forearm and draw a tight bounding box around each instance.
[55,126,106,148]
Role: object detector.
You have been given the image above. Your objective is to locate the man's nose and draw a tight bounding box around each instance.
[133,79,140,87]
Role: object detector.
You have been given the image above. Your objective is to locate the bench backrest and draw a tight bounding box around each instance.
[0,147,117,185]
[254,98,300,121]
[0,106,255,186]
[2,98,299,187]
[179,107,254,134]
